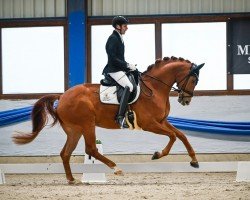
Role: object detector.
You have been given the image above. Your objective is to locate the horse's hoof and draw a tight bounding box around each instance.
[114,170,124,176]
[152,151,160,160]
[68,179,82,185]
[190,161,199,168]
[114,166,124,176]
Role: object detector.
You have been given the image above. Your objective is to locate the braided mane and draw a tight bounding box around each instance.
[145,56,192,73]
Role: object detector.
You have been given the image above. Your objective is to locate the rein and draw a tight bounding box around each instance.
[140,73,180,97]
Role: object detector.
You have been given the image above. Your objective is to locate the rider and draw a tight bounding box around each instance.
[102,16,137,129]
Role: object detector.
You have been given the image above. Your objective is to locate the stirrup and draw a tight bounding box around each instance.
[117,116,129,129]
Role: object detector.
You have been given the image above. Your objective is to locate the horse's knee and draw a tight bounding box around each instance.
[169,134,177,142]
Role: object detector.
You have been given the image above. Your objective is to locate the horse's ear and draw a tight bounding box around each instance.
[196,63,205,71]
[190,63,205,75]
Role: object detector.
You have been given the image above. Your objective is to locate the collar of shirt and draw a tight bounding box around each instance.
[115,30,124,43]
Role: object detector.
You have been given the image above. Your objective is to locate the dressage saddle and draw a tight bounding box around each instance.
[100,70,140,103]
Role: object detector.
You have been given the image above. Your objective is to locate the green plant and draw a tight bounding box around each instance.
[96,139,102,144]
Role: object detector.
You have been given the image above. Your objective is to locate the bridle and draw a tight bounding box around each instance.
[176,64,199,98]
[140,63,199,98]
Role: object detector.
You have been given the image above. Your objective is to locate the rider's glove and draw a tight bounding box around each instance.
[128,63,137,71]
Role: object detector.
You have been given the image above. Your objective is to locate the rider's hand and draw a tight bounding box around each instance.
[128,63,137,71]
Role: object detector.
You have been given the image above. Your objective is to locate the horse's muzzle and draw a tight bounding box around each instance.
[178,94,191,106]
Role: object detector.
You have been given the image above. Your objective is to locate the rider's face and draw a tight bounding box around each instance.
[117,24,128,35]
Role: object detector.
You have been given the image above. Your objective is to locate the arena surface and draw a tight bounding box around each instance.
[1,172,250,200]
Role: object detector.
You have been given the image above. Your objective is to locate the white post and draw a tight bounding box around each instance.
[0,169,6,184]
[236,161,250,182]
[81,140,107,183]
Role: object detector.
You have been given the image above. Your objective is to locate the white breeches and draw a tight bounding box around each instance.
[108,71,133,92]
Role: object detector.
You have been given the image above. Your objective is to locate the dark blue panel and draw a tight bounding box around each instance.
[68,0,86,87]
[228,20,250,74]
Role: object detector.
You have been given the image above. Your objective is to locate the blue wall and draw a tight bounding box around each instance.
[68,0,86,87]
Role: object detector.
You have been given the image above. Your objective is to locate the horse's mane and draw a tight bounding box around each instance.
[144,56,192,73]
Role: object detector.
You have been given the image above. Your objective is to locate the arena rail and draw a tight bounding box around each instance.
[0,162,239,174]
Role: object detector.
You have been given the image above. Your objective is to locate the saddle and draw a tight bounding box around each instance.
[100,70,141,105]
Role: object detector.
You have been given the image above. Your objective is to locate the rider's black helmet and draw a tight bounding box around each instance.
[112,16,129,28]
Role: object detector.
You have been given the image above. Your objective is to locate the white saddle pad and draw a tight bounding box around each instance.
[100,85,140,105]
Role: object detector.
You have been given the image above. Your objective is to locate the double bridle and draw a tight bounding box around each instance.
[140,64,199,98]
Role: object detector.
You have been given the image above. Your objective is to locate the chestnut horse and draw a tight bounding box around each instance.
[13,56,204,184]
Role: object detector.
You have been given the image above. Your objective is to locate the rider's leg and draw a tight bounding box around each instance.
[116,86,130,128]
[109,71,133,92]
[109,71,133,128]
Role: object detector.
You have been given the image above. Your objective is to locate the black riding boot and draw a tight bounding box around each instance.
[116,86,131,129]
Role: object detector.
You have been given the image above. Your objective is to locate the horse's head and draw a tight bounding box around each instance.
[176,63,205,106]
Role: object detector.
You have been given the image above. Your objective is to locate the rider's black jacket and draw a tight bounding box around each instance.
[102,30,130,75]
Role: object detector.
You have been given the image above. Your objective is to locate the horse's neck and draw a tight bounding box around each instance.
[145,63,177,93]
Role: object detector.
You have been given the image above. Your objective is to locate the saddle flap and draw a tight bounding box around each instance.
[100,85,140,105]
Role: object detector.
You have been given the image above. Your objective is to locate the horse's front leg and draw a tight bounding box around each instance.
[164,121,199,168]
[146,120,199,168]
[145,121,177,160]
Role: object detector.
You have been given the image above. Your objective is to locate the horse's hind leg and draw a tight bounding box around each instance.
[60,125,82,184]
[82,121,123,175]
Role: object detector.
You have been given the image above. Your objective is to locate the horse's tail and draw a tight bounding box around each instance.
[12,94,60,145]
